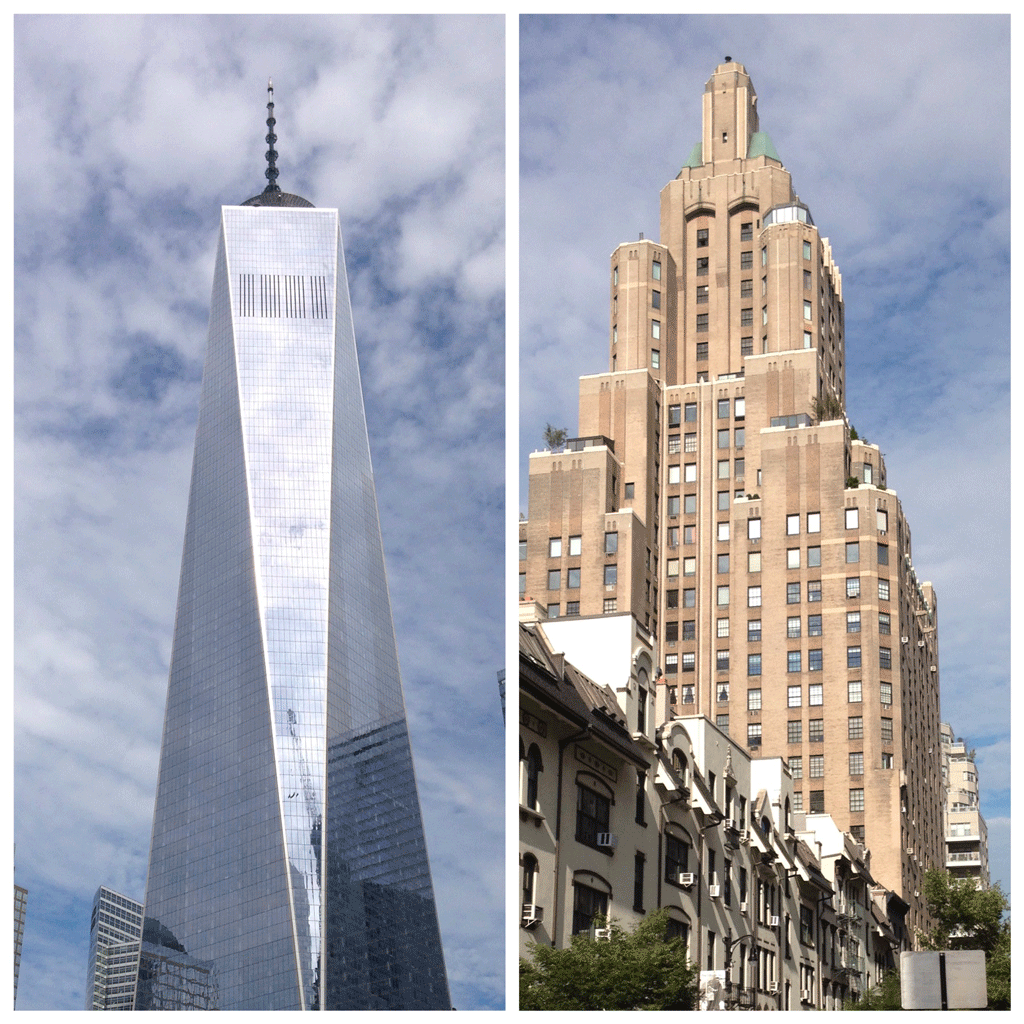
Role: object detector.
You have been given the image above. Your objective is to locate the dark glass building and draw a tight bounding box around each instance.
[135,88,450,1010]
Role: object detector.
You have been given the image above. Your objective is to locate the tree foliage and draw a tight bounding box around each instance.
[810,393,844,423]
[844,970,902,1010]
[543,423,568,452]
[920,869,1010,1009]
[519,909,699,1011]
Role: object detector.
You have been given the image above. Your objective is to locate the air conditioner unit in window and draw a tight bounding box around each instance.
[770,915,780,927]
[521,904,544,929]
[740,901,749,913]
[594,926,612,941]
[768,981,779,993]
[596,832,619,848]
[679,872,695,887]
[709,884,721,898]
[918,639,925,647]
[802,988,813,1003]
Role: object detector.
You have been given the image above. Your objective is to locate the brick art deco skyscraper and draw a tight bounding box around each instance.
[136,84,450,1010]
[522,60,944,939]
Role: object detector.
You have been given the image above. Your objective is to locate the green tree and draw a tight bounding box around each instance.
[844,969,902,1010]
[810,393,843,423]
[543,423,568,452]
[920,869,1010,1009]
[519,909,699,1011]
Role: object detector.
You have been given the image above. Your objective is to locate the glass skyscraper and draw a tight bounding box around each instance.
[135,87,450,1011]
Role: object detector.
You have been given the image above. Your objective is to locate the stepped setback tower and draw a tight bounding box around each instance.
[136,83,450,1010]
[521,60,943,937]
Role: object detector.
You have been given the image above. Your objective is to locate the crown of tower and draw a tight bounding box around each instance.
[241,78,314,208]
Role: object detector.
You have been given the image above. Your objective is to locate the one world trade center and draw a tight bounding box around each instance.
[134,83,450,1011]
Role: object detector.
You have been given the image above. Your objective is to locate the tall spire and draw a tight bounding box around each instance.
[264,77,280,194]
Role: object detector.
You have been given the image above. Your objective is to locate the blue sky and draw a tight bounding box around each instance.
[13,14,504,1011]
[519,14,1010,903]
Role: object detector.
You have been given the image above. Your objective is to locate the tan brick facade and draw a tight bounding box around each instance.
[522,60,943,941]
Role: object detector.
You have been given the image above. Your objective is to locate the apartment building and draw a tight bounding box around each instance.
[521,59,943,939]
[940,723,990,888]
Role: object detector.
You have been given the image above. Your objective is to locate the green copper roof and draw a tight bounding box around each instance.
[682,141,703,169]
[747,131,780,162]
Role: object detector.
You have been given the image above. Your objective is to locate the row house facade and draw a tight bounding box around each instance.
[519,614,903,1009]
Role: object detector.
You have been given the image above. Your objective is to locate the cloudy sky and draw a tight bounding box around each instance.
[520,14,1010,901]
[13,14,504,1011]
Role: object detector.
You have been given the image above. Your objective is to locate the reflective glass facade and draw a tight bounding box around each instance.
[137,205,449,1010]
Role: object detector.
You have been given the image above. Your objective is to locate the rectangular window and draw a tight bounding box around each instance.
[747,619,761,642]
[717,585,729,607]
[735,397,745,419]
[787,582,801,604]
[788,684,801,706]
[793,792,803,813]
[877,509,889,532]
[576,783,611,849]
[734,457,745,478]
[740,251,753,269]
[667,495,680,517]
[748,653,762,676]
[547,570,560,590]
[717,491,729,511]
[747,724,762,748]
[566,600,579,615]
[748,688,762,711]
[848,680,862,703]
[696,341,708,360]
[846,542,860,563]
[668,404,681,427]
[807,512,821,534]
[849,789,865,813]
[786,513,800,535]
[748,586,762,608]
[846,577,861,599]
[881,718,893,742]
[807,580,822,603]
[803,239,812,259]
[879,578,890,601]
[569,535,582,556]
[735,427,745,448]
[549,538,562,557]
[877,543,889,565]
[847,611,861,633]
[717,553,729,574]
[741,336,753,356]
[803,330,812,349]
[696,229,709,248]
[717,459,730,480]
[789,756,802,779]
[665,621,679,642]
[697,313,709,332]
[881,752,894,769]
[666,589,678,609]
[664,654,678,674]
[603,597,617,613]
[653,260,662,279]
[684,494,697,514]
[625,482,635,499]
[847,646,862,668]
[604,564,617,586]
[809,719,824,743]
[679,621,694,642]
[740,308,753,326]
[683,402,697,423]
[808,614,822,636]
[809,790,825,813]
[717,617,729,638]
[849,752,864,776]
[748,518,761,540]
[682,556,695,576]
[605,531,618,554]
[652,289,661,309]
[880,647,892,670]
[651,349,660,368]
[803,268,812,290]
[809,681,823,704]
[803,300,812,320]
[683,589,696,607]
[788,652,802,674]
[717,428,730,449]
[845,508,859,529]
[787,616,801,639]
[696,257,709,276]
[666,558,679,578]
[519,572,526,596]
[652,320,661,339]
[717,521,729,541]
[788,720,802,744]
[787,548,800,569]
[878,612,891,635]
[669,465,681,484]
[717,650,730,672]
[684,463,697,482]
[808,650,823,673]
[682,653,695,672]
[740,222,753,241]
[849,716,864,740]
[665,835,689,884]
[567,568,581,589]
[809,754,824,778]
